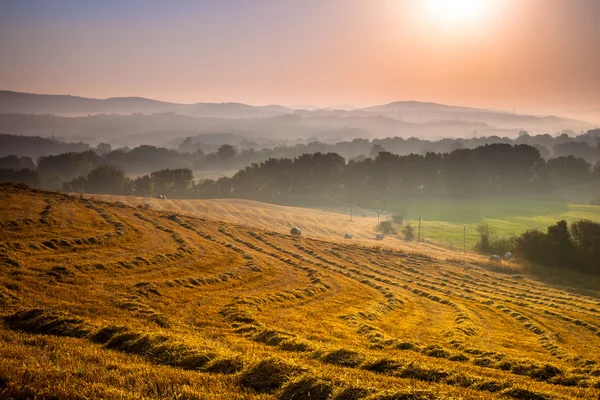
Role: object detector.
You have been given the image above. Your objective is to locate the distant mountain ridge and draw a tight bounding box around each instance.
[0,90,594,140]
[0,91,294,118]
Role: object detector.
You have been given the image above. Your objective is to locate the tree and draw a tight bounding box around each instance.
[369,144,385,159]
[544,156,591,185]
[553,141,599,163]
[37,150,105,189]
[96,143,112,155]
[515,220,599,275]
[73,165,128,194]
[133,175,153,197]
[570,220,600,274]
[150,168,194,197]
[0,168,40,188]
[546,220,577,268]
[217,144,238,167]
[475,223,496,253]
[0,155,35,171]
[593,160,600,177]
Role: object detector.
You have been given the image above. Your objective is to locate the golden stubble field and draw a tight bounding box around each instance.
[91,194,495,263]
[1,184,599,400]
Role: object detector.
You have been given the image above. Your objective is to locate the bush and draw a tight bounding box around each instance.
[570,220,600,274]
[378,220,397,235]
[487,236,515,255]
[515,219,600,275]
[515,230,547,263]
[475,223,496,253]
[402,224,415,241]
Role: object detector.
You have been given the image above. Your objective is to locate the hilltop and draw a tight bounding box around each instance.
[0,91,293,119]
[1,184,599,399]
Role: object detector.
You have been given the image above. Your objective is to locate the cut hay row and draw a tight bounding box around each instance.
[2,185,600,399]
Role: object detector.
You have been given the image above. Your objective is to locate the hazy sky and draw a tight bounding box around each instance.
[1,0,599,115]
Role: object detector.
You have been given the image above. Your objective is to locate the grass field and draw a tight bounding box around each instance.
[1,184,600,399]
[391,198,600,250]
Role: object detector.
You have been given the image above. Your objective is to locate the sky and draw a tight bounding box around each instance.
[0,0,599,117]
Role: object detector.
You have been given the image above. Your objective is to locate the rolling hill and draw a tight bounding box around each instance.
[89,193,493,262]
[1,184,600,399]
[0,91,293,119]
[0,91,592,136]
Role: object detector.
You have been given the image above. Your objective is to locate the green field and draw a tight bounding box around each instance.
[392,198,600,251]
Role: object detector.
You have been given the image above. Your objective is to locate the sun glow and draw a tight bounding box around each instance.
[418,0,502,30]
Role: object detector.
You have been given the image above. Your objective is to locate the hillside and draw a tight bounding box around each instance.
[90,193,474,261]
[359,101,590,131]
[1,184,600,399]
[0,91,592,139]
[0,91,292,119]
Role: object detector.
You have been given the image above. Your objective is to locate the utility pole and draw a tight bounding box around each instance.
[377,210,380,228]
[350,204,353,222]
[417,216,421,244]
[463,224,466,253]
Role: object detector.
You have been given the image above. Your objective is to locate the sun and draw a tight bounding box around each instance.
[419,0,500,28]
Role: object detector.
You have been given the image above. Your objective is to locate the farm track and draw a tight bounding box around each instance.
[1,184,599,400]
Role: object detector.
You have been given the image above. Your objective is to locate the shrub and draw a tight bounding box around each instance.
[402,224,415,241]
[515,229,547,263]
[379,220,397,235]
[475,223,495,253]
[515,219,600,275]
[570,219,600,274]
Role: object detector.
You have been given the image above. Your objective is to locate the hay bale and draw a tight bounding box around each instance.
[290,227,302,235]
[376,233,384,240]
[344,233,353,239]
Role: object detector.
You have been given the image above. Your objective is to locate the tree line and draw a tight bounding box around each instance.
[177,128,600,165]
[198,144,599,207]
[2,128,599,178]
[3,143,599,205]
